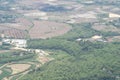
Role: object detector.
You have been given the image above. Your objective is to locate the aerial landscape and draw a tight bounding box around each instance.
[0,0,120,80]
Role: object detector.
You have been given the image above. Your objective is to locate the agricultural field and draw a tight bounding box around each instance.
[29,21,71,39]
[7,64,31,75]
[3,29,27,39]
[0,26,27,39]
[0,0,120,80]
[92,24,119,32]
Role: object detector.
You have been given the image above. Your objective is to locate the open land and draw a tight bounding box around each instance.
[7,64,31,75]
[29,21,71,39]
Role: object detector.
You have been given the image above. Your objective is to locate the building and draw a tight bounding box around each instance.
[11,39,27,48]
[2,39,27,48]
[2,39,11,44]
[91,35,102,40]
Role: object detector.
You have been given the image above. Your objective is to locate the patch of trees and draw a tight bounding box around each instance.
[79,41,105,52]
[56,23,101,41]
[0,44,11,50]
[102,31,120,37]
[21,43,120,80]
[0,6,10,11]
[94,0,120,6]
[56,22,119,40]
[24,22,120,80]
[28,39,81,56]
[0,0,15,11]
[40,4,70,12]
[109,18,120,28]
[97,13,109,18]
[0,51,35,64]
[0,14,17,23]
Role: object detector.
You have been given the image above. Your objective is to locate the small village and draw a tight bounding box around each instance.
[0,32,52,58]
[76,35,108,42]
[0,33,27,48]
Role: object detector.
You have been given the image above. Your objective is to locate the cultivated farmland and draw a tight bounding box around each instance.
[3,29,27,39]
[7,64,31,75]
[29,21,72,39]
[92,24,119,32]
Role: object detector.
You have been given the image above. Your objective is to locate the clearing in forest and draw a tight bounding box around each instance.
[7,64,31,75]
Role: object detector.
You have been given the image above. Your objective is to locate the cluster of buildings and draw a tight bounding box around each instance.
[0,32,27,48]
[24,12,48,20]
[2,39,27,48]
[76,35,107,43]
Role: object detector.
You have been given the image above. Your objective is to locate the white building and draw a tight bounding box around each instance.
[2,39,27,48]
[91,35,102,40]
[24,12,47,17]
[2,39,11,44]
[11,39,27,48]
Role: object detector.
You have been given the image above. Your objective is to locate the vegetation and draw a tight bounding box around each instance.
[0,44,11,50]
[0,14,17,23]
[0,51,36,64]
[94,0,120,6]
[22,41,120,80]
[109,18,120,28]
[40,4,70,12]
[21,23,120,80]
[0,0,120,80]
[55,23,101,41]
[28,39,81,56]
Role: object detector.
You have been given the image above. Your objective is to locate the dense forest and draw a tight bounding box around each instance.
[20,23,120,80]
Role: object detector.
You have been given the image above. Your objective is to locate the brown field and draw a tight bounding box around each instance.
[1,20,72,39]
[38,56,53,64]
[1,23,27,31]
[3,28,27,39]
[0,18,32,31]
[106,36,120,42]
[15,18,33,30]
[7,64,31,75]
[0,25,11,32]
[0,24,27,39]
[29,21,72,39]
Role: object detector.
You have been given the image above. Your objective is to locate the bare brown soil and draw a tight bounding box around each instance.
[3,28,27,39]
[7,64,31,75]
[106,36,120,42]
[14,18,32,30]
[29,21,72,39]
[0,24,27,39]
[1,23,28,31]
[38,56,53,64]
